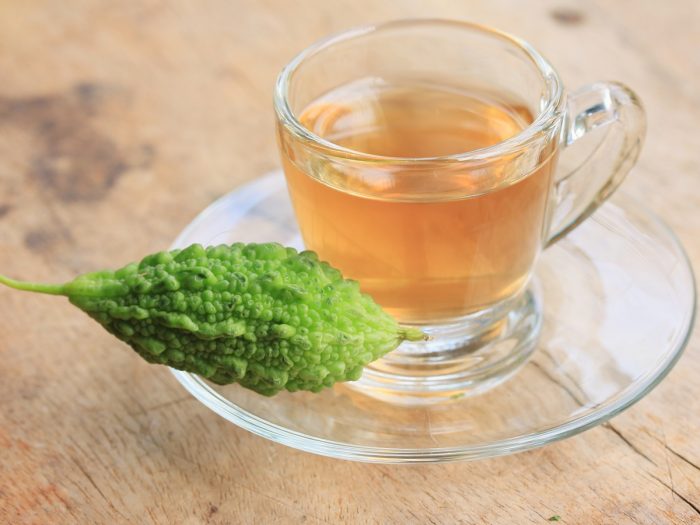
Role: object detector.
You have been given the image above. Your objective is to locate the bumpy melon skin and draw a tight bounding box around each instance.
[65,243,421,395]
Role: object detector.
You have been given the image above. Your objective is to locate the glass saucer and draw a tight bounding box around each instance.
[170,172,696,463]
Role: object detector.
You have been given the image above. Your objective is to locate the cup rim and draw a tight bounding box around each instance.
[274,18,565,164]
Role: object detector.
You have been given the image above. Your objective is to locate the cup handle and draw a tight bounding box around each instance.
[545,82,646,246]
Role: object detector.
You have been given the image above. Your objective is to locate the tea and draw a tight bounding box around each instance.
[281,81,557,322]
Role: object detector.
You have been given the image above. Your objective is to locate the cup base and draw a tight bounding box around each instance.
[345,283,543,405]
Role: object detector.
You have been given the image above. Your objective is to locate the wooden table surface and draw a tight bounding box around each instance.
[1,1,699,523]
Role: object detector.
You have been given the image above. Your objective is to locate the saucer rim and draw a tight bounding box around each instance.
[170,172,697,463]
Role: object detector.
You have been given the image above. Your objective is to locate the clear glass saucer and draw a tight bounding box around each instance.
[170,172,696,463]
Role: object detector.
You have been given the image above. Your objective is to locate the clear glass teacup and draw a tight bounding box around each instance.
[274,20,645,404]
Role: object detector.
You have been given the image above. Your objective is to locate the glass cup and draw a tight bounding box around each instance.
[274,19,645,404]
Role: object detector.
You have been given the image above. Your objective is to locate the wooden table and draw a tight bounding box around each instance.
[1,1,698,523]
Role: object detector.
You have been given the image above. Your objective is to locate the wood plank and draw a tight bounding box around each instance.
[1,1,698,523]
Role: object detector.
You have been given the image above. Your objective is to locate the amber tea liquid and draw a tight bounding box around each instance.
[281,81,557,323]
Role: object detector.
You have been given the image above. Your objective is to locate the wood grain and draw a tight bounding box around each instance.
[1,1,698,523]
